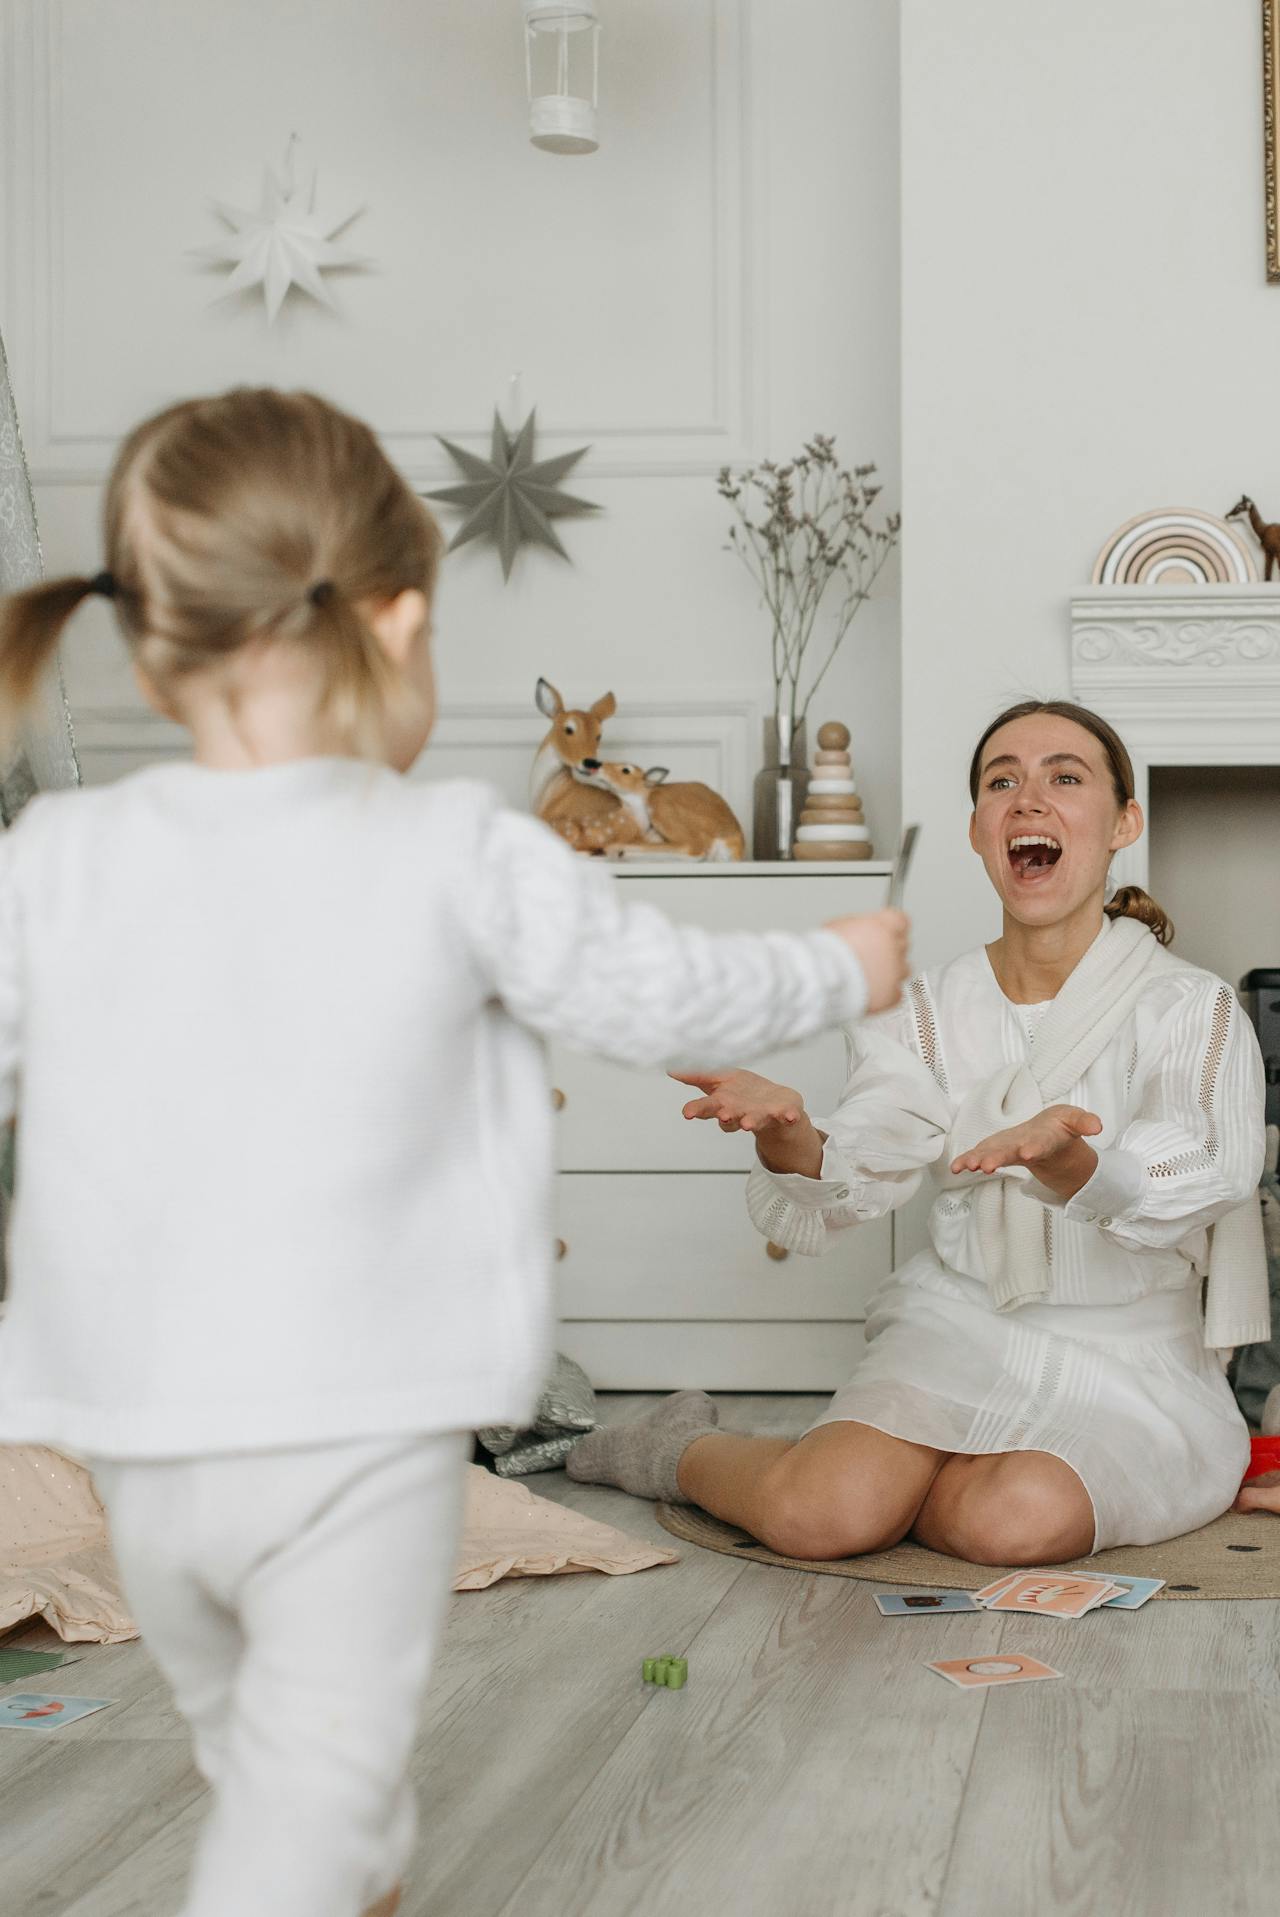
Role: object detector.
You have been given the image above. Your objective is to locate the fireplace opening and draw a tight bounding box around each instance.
[1146,765,1280,989]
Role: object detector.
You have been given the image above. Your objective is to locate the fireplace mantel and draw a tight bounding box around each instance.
[1070,585,1280,889]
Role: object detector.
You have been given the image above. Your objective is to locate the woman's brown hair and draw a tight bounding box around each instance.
[0,388,444,754]
[968,698,1174,947]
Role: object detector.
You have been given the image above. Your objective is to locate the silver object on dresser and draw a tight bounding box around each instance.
[752,714,810,860]
[889,823,920,909]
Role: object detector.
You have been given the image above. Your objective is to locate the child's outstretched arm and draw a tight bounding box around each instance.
[461,798,909,1069]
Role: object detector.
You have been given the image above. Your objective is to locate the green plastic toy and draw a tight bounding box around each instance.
[642,1655,687,1689]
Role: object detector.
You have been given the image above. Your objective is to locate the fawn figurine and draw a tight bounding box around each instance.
[1227,497,1280,580]
[581,761,745,862]
[530,679,621,846]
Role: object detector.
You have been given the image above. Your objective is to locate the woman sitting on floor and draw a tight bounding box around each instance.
[570,699,1271,1563]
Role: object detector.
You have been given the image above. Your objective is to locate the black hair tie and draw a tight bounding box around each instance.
[308,580,335,608]
[88,570,117,600]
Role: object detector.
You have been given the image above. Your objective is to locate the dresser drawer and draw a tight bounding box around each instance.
[611,867,890,931]
[549,863,888,1171]
[551,1035,848,1171]
[553,1172,888,1321]
[557,1319,867,1393]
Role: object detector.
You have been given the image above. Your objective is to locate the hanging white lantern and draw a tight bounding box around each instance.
[523,2,601,155]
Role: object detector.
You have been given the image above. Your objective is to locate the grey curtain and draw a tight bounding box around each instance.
[0,327,80,819]
[0,328,80,1297]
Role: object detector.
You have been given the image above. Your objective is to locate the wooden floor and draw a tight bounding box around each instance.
[4,1393,1280,1917]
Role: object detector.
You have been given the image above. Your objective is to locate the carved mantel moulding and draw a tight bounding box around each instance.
[1070,588,1280,733]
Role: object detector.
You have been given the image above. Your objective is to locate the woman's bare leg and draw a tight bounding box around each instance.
[912,1451,1096,1565]
[677,1421,952,1561]
[1234,1468,1280,1515]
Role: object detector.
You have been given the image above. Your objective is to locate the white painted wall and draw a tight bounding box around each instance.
[901,0,1274,969]
[1,0,900,848]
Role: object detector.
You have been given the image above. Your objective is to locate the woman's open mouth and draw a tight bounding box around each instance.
[1007,833,1062,881]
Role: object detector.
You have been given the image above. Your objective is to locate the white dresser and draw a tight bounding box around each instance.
[550,860,895,1391]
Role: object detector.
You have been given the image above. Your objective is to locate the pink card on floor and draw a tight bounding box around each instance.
[927,1653,1063,1691]
[984,1572,1116,1619]
[972,1572,1022,1606]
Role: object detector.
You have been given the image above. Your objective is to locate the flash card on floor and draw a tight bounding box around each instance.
[0,1693,114,1731]
[972,1573,1022,1606]
[874,1588,981,1615]
[0,1648,75,1684]
[985,1573,1115,1618]
[926,1653,1063,1691]
[1100,1575,1165,1609]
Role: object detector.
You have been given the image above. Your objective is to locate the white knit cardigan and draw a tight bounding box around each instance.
[0,763,869,1459]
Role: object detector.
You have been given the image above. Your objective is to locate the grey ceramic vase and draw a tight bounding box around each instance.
[752,714,810,861]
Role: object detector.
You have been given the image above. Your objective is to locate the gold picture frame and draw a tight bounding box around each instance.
[1267,1,1280,279]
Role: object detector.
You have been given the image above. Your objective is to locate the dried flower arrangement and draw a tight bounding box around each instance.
[718,435,900,730]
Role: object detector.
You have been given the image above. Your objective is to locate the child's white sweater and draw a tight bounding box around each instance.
[0,759,868,1458]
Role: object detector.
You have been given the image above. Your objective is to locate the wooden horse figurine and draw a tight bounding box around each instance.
[1227,497,1280,580]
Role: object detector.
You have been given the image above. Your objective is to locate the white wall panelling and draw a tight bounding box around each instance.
[6,0,902,861]
[69,691,766,816]
[2,0,766,482]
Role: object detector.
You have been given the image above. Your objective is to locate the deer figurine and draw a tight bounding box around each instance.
[530,679,621,846]
[1227,496,1280,580]
[580,761,745,862]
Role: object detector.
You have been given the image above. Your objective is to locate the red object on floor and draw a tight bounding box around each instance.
[1243,1435,1280,1482]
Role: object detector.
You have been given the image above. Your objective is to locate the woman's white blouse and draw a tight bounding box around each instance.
[747,945,1266,1307]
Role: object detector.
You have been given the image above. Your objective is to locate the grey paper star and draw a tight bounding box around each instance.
[425,409,600,581]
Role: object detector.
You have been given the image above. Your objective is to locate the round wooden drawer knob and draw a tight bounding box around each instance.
[553,1238,568,1261]
[765,1241,790,1262]
[551,1088,566,1112]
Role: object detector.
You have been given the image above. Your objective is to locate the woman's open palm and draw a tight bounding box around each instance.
[950,1104,1103,1177]
[669,1069,806,1136]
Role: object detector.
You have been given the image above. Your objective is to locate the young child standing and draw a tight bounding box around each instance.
[0,388,908,1917]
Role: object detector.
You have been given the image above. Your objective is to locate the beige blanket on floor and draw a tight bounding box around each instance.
[0,1446,136,1643]
[1,1450,676,1642]
[454,1465,677,1589]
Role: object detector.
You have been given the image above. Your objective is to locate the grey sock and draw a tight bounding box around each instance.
[565,1390,721,1503]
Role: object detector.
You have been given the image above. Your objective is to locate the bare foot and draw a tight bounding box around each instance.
[1233,1469,1280,1515]
[362,1887,402,1917]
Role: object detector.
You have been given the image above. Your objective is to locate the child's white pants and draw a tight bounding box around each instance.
[89,1431,469,1917]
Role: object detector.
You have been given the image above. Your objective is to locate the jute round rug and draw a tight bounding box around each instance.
[655,1501,1280,1601]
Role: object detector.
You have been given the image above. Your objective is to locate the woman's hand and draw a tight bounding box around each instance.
[949,1104,1103,1202]
[669,1070,826,1178]
[671,1068,805,1134]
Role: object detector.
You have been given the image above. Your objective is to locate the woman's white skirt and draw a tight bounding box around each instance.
[808,1254,1250,1552]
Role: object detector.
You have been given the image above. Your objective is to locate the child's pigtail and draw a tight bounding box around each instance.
[0,575,103,747]
[306,584,401,758]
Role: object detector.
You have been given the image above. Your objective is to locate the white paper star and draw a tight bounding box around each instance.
[191,136,366,324]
